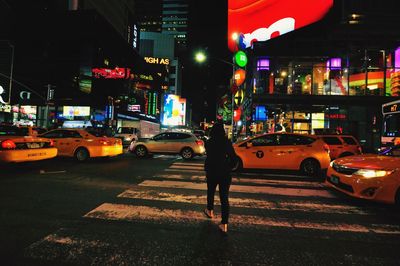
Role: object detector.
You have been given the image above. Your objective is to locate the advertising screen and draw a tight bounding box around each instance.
[92,67,131,79]
[63,106,91,117]
[228,0,333,51]
[162,94,186,126]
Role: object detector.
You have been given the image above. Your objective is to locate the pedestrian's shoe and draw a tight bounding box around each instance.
[218,223,228,233]
[203,208,214,219]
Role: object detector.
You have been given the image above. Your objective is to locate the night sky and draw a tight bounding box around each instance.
[183,0,232,125]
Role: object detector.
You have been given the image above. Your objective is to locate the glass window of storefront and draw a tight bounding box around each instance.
[253,49,399,97]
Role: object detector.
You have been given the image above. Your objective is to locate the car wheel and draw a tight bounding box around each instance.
[232,157,243,172]
[339,152,353,158]
[135,145,148,158]
[75,148,89,162]
[181,147,193,160]
[300,159,321,177]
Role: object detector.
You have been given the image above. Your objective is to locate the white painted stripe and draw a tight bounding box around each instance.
[172,162,204,166]
[169,165,204,170]
[164,168,204,173]
[84,203,400,235]
[239,172,309,179]
[117,189,367,215]
[39,170,67,174]
[139,180,336,198]
[155,174,322,188]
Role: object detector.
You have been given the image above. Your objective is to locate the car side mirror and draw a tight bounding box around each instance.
[246,142,253,148]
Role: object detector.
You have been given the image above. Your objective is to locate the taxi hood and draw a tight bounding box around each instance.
[334,154,400,170]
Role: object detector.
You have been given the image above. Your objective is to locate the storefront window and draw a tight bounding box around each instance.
[292,64,312,95]
[273,68,289,94]
[387,67,400,96]
[312,63,326,95]
[349,67,366,95]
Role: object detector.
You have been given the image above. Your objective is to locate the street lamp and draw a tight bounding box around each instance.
[194,50,237,141]
[194,51,207,63]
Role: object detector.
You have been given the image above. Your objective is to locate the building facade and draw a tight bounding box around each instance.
[231,0,400,152]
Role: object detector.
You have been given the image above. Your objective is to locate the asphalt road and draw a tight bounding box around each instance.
[1,152,400,265]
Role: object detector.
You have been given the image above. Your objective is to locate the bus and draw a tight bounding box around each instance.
[382,99,400,147]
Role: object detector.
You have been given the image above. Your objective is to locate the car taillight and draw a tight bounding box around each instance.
[98,138,109,145]
[357,146,362,154]
[196,140,204,146]
[323,143,330,154]
[116,138,122,144]
[49,139,54,147]
[1,139,16,149]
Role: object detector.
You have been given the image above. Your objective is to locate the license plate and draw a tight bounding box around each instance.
[330,175,339,184]
[27,143,41,149]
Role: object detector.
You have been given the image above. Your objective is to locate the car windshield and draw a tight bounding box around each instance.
[86,128,107,137]
[0,126,28,136]
[119,128,134,134]
[379,145,400,157]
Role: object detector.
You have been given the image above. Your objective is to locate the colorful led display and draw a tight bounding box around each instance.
[63,106,91,117]
[92,67,131,79]
[162,94,186,126]
[228,0,333,51]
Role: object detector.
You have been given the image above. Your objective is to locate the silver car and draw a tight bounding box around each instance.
[129,132,205,159]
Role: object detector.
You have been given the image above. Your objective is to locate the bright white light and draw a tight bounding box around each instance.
[232,32,239,41]
[195,52,206,63]
[354,169,393,178]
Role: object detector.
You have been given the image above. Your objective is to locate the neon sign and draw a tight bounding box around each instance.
[144,57,170,65]
[92,67,131,79]
[228,0,333,51]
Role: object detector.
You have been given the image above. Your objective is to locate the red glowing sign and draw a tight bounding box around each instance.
[92,67,131,79]
[234,108,242,122]
[325,114,346,120]
[228,0,333,51]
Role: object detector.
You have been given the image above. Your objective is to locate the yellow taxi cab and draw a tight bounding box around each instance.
[326,145,400,205]
[40,128,123,161]
[318,135,362,160]
[232,133,331,176]
[0,125,57,163]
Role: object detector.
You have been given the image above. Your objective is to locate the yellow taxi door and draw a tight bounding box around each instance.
[271,134,303,169]
[61,130,85,156]
[244,134,278,169]
[42,130,65,155]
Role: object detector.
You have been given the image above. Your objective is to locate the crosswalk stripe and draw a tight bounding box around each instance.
[117,189,367,215]
[139,180,336,198]
[154,174,323,188]
[171,162,204,166]
[169,165,204,170]
[84,203,400,235]
[164,168,204,173]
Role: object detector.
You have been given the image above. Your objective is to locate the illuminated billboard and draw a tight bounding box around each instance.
[63,106,91,117]
[228,0,333,51]
[162,94,186,126]
[92,67,131,79]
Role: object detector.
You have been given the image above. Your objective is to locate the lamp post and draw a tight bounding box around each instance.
[194,50,236,140]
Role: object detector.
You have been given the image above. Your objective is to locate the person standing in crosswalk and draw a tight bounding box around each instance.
[203,123,237,233]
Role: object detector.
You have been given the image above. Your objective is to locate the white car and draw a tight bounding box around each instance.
[114,127,138,146]
[129,132,205,159]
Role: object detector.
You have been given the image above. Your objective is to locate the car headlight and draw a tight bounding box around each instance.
[124,137,132,141]
[354,169,394,178]
[329,161,334,167]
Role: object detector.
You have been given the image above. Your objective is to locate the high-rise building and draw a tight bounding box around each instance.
[135,0,163,33]
[162,0,189,54]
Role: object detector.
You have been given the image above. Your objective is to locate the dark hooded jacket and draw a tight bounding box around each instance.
[204,123,237,175]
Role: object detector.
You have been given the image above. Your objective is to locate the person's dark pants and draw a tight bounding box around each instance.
[206,173,232,224]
